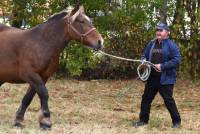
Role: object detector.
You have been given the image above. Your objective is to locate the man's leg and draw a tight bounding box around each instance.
[139,81,158,123]
[159,85,181,126]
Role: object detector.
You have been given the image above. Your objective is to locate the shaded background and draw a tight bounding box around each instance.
[0,0,199,80]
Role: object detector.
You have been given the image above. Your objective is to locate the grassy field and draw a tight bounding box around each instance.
[0,78,199,134]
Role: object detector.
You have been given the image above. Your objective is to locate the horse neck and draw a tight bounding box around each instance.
[31,20,70,54]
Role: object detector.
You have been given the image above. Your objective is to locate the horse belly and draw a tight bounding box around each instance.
[0,68,24,83]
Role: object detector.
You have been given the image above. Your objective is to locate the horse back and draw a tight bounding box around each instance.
[0,23,12,31]
[0,23,21,32]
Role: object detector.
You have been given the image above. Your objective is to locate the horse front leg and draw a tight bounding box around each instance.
[14,86,36,128]
[27,73,52,130]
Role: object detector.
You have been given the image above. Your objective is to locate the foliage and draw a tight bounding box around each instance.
[59,42,100,76]
[0,0,199,80]
[170,0,200,80]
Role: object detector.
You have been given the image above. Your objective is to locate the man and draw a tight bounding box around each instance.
[134,23,181,128]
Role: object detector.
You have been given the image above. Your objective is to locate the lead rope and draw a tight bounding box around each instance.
[98,51,161,81]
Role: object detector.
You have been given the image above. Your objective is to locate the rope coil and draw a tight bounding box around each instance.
[98,50,161,81]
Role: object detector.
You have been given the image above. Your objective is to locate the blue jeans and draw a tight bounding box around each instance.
[139,75,181,124]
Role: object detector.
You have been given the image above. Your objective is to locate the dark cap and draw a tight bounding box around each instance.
[156,23,170,31]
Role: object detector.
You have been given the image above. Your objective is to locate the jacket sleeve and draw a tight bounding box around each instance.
[161,43,181,71]
[141,42,151,61]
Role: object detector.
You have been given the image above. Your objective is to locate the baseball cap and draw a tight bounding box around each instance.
[156,23,170,31]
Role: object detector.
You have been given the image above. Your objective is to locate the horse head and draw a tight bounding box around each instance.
[64,6,103,51]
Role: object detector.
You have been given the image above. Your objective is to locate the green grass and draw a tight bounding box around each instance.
[0,79,199,133]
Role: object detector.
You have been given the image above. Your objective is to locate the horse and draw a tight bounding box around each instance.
[0,5,103,130]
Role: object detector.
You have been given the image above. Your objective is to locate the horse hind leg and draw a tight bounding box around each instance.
[14,86,36,128]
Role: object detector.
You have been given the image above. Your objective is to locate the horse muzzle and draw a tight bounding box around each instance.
[92,39,104,51]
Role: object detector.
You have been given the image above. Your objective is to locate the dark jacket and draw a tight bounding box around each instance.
[142,38,181,85]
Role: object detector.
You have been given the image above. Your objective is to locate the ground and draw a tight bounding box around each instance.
[0,78,199,134]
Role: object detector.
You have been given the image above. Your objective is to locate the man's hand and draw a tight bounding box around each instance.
[155,64,161,71]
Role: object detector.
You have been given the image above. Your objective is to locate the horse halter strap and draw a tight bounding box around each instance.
[66,18,96,43]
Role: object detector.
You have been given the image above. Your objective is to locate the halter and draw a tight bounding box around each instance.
[66,16,96,43]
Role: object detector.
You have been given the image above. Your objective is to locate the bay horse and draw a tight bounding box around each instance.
[0,6,103,130]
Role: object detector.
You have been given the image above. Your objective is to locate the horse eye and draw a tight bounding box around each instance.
[80,20,85,24]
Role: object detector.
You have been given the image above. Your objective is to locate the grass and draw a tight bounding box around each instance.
[0,78,199,134]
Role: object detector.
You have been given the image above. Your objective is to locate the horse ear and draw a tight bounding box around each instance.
[68,6,80,23]
[64,5,84,23]
[79,5,85,14]
[70,5,79,16]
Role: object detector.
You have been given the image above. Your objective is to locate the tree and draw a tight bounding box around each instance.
[160,0,167,23]
[0,0,199,80]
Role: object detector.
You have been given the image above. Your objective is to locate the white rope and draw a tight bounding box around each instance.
[98,50,161,81]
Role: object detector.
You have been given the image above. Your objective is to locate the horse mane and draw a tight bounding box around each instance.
[47,11,68,22]
[46,6,74,22]
[31,6,74,32]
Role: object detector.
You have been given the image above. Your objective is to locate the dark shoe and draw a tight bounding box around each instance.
[172,122,181,128]
[133,120,147,127]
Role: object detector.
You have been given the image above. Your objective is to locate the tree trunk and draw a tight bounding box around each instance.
[160,0,167,23]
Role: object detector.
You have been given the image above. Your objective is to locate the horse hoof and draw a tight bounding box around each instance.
[14,122,24,128]
[40,123,51,130]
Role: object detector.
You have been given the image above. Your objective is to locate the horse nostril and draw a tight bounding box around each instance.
[98,40,101,45]
[94,39,103,51]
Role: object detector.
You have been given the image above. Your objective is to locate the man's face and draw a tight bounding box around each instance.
[156,29,169,41]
